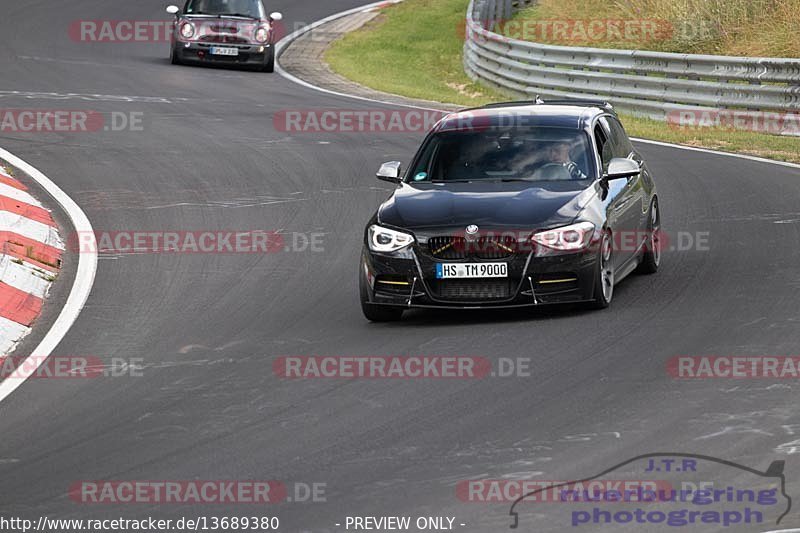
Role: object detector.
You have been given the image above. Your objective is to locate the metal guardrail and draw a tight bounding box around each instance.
[463,0,800,122]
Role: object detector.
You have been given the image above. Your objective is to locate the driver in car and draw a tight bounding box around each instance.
[542,140,589,180]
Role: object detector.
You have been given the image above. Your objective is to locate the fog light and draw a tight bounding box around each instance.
[183,42,191,48]
[257,46,265,53]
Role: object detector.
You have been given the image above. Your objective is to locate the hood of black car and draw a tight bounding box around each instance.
[377,181,596,231]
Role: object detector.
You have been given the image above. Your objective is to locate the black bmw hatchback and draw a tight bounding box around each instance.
[360,100,661,322]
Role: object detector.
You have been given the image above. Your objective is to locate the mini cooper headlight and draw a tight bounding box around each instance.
[180,21,195,39]
[368,225,414,253]
[532,221,595,251]
[254,26,269,43]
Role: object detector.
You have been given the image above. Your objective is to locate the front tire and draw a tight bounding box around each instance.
[361,302,404,322]
[170,45,182,65]
[590,231,614,309]
[359,269,403,322]
[636,198,661,274]
[262,46,275,73]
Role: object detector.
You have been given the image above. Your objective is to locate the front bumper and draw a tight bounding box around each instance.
[173,41,272,66]
[361,242,599,310]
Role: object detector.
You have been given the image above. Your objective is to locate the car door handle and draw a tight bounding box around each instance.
[612,199,631,213]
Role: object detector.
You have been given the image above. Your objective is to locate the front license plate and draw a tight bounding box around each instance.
[436,262,508,279]
[210,47,239,56]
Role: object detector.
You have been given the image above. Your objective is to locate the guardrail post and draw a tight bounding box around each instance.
[501,0,512,20]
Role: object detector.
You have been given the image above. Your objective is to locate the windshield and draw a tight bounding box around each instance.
[184,0,264,17]
[408,126,596,183]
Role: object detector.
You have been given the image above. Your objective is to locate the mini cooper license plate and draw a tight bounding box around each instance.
[210,47,239,56]
[436,263,508,279]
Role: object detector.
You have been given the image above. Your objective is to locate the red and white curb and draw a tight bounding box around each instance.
[0,165,64,354]
[0,147,95,403]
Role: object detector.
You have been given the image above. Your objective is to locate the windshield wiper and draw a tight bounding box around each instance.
[220,12,258,18]
[430,178,534,183]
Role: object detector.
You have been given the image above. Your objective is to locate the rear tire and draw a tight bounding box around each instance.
[636,198,661,275]
[589,231,614,309]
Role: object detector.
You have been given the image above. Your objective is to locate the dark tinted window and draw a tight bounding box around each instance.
[410,127,595,183]
[594,124,612,171]
[184,0,264,17]
[601,116,635,159]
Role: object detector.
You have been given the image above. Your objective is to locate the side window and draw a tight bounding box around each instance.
[410,136,442,181]
[601,116,634,159]
[593,124,612,172]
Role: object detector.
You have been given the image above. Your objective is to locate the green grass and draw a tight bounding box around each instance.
[325,0,800,163]
[325,0,498,106]
[509,0,800,57]
[621,115,800,163]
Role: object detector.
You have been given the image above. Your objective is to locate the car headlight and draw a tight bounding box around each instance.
[180,21,195,39]
[368,225,414,253]
[254,26,269,43]
[531,221,595,251]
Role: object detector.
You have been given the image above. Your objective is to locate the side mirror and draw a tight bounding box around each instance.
[377,161,402,183]
[166,5,180,14]
[269,12,283,21]
[604,158,641,180]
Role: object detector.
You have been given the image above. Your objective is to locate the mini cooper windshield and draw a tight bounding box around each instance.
[408,126,596,184]
[184,0,264,18]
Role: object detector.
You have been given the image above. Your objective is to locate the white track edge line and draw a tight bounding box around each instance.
[0,147,97,403]
[274,0,445,112]
[630,137,800,169]
[276,1,800,171]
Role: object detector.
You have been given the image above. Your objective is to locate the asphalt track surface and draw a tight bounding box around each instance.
[1,1,800,532]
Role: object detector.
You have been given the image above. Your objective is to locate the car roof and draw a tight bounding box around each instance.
[433,100,614,133]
